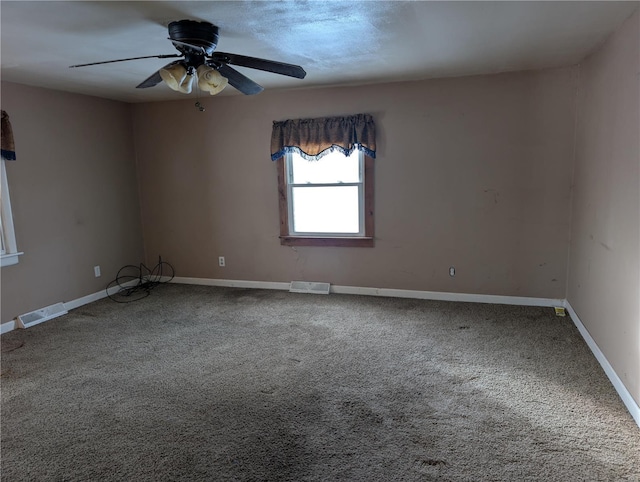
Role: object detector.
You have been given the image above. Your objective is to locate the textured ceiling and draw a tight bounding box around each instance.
[1,1,637,103]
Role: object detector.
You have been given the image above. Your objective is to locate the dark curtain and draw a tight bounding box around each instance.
[271,114,376,161]
[1,110,16,161]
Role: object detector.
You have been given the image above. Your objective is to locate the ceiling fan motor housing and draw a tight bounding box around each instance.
[168,20,219,56]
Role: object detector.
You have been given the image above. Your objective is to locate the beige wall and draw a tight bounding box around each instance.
[1,82,144,323]
[133,67,577,299]
[568,11,640,406]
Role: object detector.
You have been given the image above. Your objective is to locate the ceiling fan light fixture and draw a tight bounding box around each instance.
[159,63,194,93]
[197,65,228,95]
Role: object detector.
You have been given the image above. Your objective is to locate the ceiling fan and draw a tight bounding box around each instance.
[69,19,307,96]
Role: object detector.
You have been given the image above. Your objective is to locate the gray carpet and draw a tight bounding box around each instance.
[1,284,638,481]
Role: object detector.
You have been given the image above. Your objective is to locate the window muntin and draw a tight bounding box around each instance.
[286,150,364,237]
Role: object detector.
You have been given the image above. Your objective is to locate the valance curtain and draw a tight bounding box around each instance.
[271,113,376,161]
[1,110,16,161]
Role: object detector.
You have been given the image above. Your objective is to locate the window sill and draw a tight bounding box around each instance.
[280,236,374,247]
[1,252,23,267]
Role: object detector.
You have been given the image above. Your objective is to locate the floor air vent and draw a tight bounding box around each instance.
[17,302,68,329]
[289,281,331,295]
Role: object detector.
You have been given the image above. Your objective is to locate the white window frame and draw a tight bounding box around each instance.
[1,159,22,267]
[285,150,365,238]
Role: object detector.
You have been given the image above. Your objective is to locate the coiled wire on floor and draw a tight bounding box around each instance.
[106,256,175,303]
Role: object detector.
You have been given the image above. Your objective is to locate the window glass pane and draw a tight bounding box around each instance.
[291,150,360,184]
[292,186,360,234]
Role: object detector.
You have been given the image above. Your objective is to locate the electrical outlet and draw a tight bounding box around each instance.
[218,256,225,267]
[449,266,455,277]
[94,265,101,277]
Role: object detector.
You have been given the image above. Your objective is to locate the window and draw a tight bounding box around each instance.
[1,159,21,267]
[272,113,376,247]
[277,149,374,247]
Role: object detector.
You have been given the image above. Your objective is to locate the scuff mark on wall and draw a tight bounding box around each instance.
[290,246,307,280]
[483,189,500,204]
[600,242,612,251]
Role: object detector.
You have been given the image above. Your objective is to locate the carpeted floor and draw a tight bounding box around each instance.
[1,284,638,481]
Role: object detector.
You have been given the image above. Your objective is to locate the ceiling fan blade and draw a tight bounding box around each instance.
[212,52,306,79]
[136,71,163,89]
[136,61,182,89]
[69,54,181,68]
[215,64,264,95]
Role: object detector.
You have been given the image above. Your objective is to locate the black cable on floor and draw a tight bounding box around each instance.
[106,256,175,303]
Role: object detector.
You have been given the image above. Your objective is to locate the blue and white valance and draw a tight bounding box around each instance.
[271,113,376,161]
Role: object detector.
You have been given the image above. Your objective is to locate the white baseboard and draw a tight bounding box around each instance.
[330,285,564,307]
[563,300,640,427]
[0,320,16,334]
[1,280,139,334]
[63,279,140,311]
[168,276,291,291]
[169,276,563,307]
